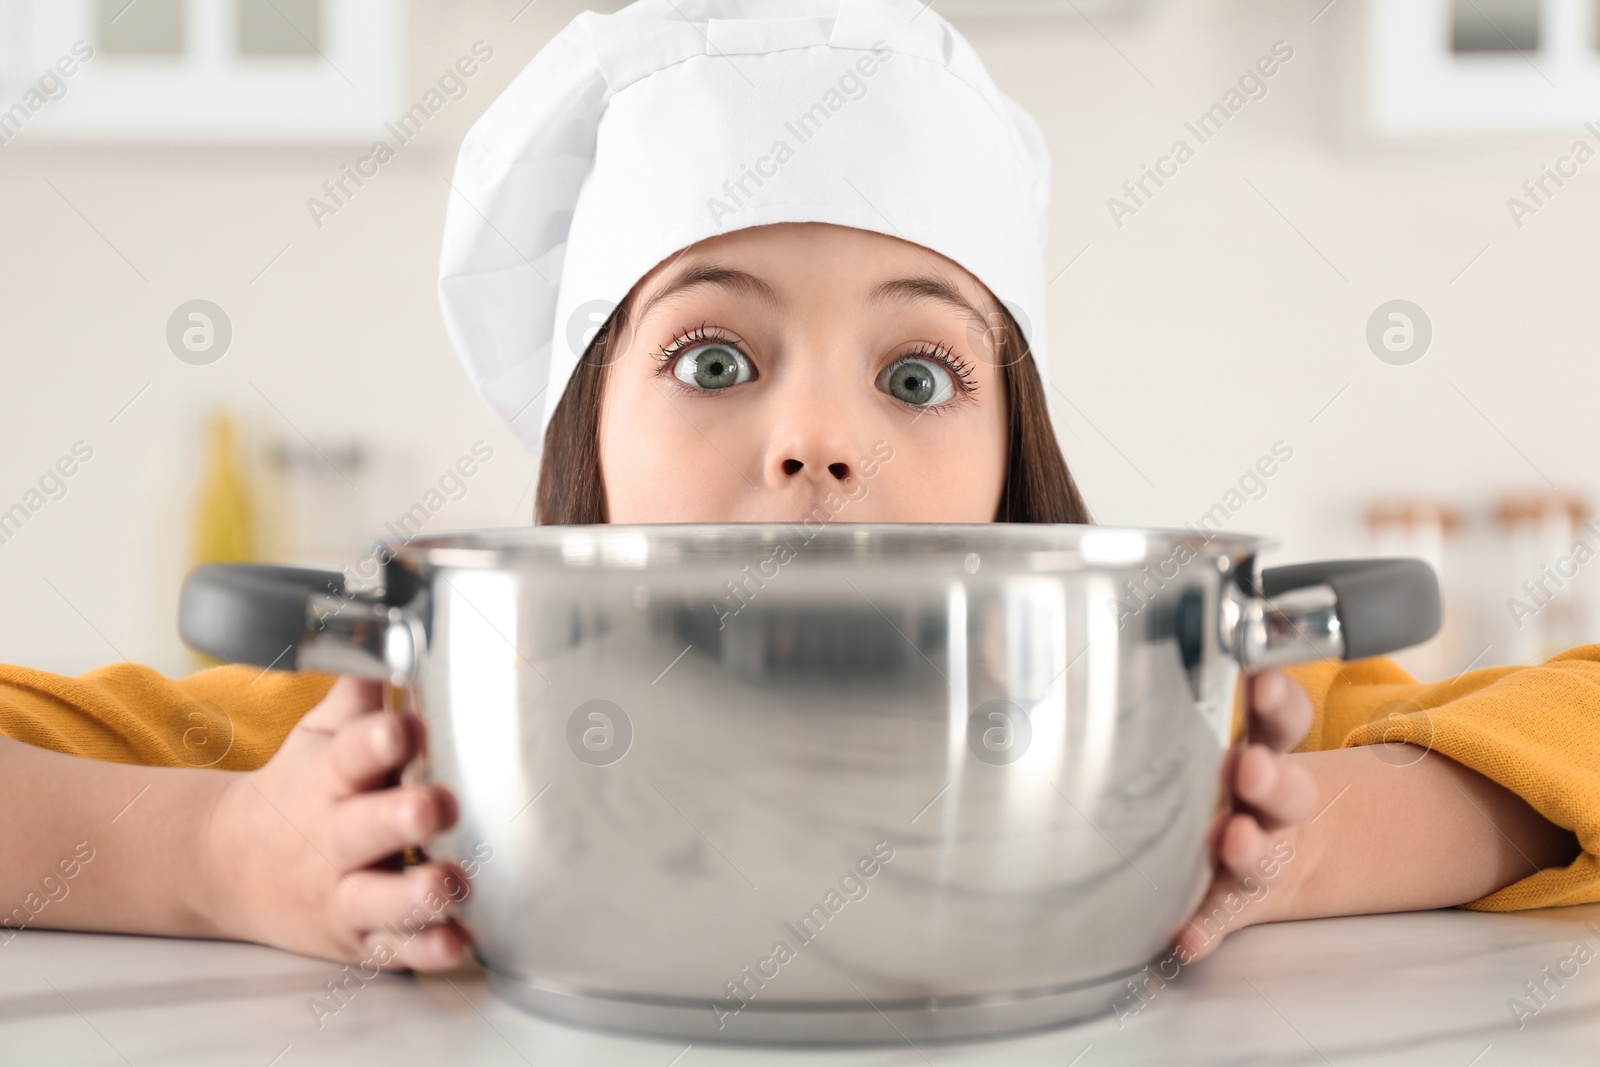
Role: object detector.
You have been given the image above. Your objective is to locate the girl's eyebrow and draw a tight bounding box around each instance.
[638,262,784,321]
[636,264,987,326]
[867,274,985,323]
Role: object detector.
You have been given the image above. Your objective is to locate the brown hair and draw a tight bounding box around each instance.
[535,299,1093,525]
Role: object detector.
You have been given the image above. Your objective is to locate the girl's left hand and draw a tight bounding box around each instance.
[199,676,469,970]
[1170,667,1318,962]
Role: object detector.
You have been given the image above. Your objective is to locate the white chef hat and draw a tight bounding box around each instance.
[438,0,1052,456]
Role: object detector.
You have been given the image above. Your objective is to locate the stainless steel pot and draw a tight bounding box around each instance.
[178,524,1440,1045]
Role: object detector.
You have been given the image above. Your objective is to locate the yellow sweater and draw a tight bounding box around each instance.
[2,647,1597,912]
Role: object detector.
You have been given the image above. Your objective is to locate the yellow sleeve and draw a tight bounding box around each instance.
[1278,644,1600,912]
[0,661,337,771]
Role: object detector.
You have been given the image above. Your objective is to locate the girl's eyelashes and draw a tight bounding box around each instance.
[877,342,980,414]
[651,323,755,394]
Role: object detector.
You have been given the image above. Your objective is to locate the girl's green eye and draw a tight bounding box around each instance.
[879,357,956,407]
[672,344,753,391]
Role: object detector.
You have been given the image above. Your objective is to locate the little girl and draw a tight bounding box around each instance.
[1,0,1595,988]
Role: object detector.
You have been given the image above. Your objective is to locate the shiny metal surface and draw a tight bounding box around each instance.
[299,594,419,682]
[1233,583,1345,669]
[366,524,1270,1043]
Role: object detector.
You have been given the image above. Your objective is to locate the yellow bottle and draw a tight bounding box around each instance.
[194,410,256,565]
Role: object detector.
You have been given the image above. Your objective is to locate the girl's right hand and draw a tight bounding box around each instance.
[199,675,469,970]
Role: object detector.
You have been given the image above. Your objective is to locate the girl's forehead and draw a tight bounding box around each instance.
[633,222,994,312]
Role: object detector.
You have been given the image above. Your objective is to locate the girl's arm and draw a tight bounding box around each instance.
[1,677,468,971]
[0,731,228,938]
[1271,744,1582,921]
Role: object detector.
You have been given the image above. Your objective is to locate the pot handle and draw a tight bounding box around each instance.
[178,563,418,683]
[1237,557,1442,669]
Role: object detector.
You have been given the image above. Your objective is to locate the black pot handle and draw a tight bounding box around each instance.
[1251,557,1442,664]
[179,563,410,680]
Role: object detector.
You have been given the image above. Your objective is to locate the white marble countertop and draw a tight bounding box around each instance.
[3,904,1598,1066]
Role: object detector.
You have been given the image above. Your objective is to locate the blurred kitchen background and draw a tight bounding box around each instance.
[1,0,1597,679]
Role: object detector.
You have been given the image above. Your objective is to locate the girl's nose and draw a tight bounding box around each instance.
[762,364,868,490]
[768,419,860,489]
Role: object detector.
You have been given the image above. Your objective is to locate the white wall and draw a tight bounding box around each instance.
[1,0,1595,678]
